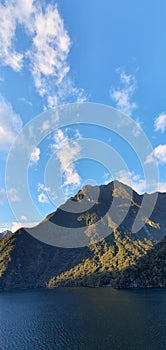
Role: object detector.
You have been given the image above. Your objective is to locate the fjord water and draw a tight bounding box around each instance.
[0,288,165,350]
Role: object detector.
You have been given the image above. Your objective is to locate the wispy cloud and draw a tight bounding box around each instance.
[29,3,86,106]
[105,170,166,194]
[0,187,20,204]
[11,221,38,233]
[38,183,50,193]
[145,144,166,164]
[28,4,70,105]
[52,129,81,195]
[0,95,22,151]
[20,215,27,221]
[38,192,49,204]
[117,171,166,194]
[30,147,40,165]
[110,69,137,116]
[0,188,5,205]
[154,113,166,133]
[0,1,86,107]
[132,121,141,137]
[157,182,166,192]
[37,183,57,204]
[0,0,33,71]
[0,227,10,233]
[0,220,38,233]
[19,97,33,107]
[0,9,23,71]
[47,77,87,108]
[7,188,20,202]
[103,169,147,194]
[115,170,146,194]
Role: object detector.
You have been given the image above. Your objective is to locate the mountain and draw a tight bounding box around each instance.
[0,180,166,291]
[0,230,11,239]
[111,236,166,288]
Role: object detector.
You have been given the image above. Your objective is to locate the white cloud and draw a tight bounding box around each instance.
[20,215,27,221]
[0,188,5,205]
[0,1,86,107]
[0,227,10,233]
[154,113,166,133]
[110,69,137,117]
[32,4,86,105]
[0,6,22,71]
[0,95,22,150]
[116,170,146,194]
[0,0,33,71]
[14,0,34,25]
[132,121,141,137]
[103,171,112,184]
[145,153,155,164]
[19,97,33,107]
[52,129,81,194]
[0,218,38,233]
[37,183,50,193]
[37,182,57,203]
[7,188,20,202]
[0,188,20,204]
[29,4,70,86]
[153,145,166,163]
[47,95,58,109]
[116,169,166,194]
[49,77,87,108]
[38,192,49,204]
[41,120,50,131]
[145,144,166,164]
[0,0,34,71]
[156,182,166,192]
[30,147,40,164]
[11,221,38,233]
[11,222,23,232]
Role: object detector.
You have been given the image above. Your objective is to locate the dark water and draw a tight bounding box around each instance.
[0,288,165,350]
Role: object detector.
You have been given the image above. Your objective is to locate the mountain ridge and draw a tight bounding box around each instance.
[0,230,11,239]
[0,180,165,291]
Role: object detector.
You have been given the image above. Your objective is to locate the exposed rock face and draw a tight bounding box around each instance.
[0,181,165,290]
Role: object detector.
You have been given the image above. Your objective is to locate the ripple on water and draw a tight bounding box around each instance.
[0,288,165,350]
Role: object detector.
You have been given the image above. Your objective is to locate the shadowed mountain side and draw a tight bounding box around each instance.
[27,181,164,248]
[111,236,166,288]
[0,230,11,239]
[0,180,166,291]
[0,228,90,291]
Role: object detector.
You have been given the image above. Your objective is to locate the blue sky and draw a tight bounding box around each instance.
[0,0,166,232]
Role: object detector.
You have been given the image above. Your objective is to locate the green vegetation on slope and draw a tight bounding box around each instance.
[0,181,165,291]
[0,229,90,291]
[112,236,166,288]
[47,229,154,288]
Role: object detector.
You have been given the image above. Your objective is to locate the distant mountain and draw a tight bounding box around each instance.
[0,181,165,291]
[0,230,11,239]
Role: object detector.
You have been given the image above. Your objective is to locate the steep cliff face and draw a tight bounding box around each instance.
[0,181,165,290]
